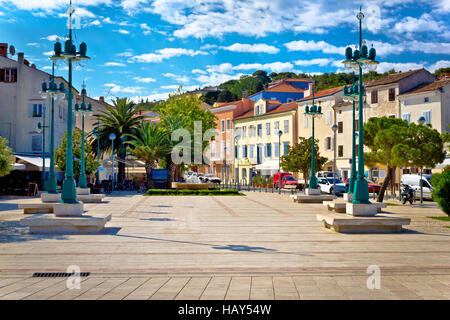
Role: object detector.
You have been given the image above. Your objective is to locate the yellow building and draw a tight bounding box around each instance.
[233,98,298,183]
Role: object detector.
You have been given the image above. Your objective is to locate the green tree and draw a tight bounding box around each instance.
[0,136,12,177]
[90,97,144,183]
[124,122,171,188]
[217,89,237,102]
[431,167,450,216]
[55,128,97,177]
[364,117,411,202]
[393,123,446,183]
[155,88,218,181]
[280,137,327,185]
[434,67,450,77]
[252,70,271,85]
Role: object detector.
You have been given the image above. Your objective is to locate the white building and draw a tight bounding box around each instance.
[0,43,77,174]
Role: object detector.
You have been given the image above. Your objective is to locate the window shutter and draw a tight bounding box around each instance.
[303,115,308,128]
[28,104,34,118]
[326,111,331,125]
[0,69,4,82]
[423,111,431,124]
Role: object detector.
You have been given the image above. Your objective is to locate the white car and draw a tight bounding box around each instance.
[400,174,433,200]
[203,174,221,184]
[317,178,347,194]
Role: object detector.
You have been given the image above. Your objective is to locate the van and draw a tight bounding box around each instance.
[273,172,301,190]
[400,174,433,200]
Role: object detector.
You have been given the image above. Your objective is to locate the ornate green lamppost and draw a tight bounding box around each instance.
[304,89,323,192]
[93,117,101,186]
[342,74,359,195]
[341,7,379,204]
[40,63,66,195]
[49,0,90,204]
[74,82,93,189]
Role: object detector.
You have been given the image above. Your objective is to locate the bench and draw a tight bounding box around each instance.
[18,203,55,214]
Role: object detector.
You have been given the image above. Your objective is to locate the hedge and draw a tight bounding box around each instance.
[144,188,244,196]
[431,167,450,216]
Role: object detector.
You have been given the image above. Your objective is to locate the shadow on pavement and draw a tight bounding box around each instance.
[0,203,19,212]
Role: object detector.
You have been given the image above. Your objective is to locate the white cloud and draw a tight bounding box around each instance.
[163,73,189,83]
[140,23,151,35]
[105,83,143,94]
[104,62,126,67]
[161,85,179,90]
[115,29,130,34]
[27,42,39,47]
[133,76,156,83]
[41,35,66,41]
[43,51,54,56]
[284,40,345,54]
[393,13,446,35]
[294,58,331,67]
[375,62,425,73]
[196,73,246,86]
[428,60,450,73]
[129,92,170,103]
[0,0,112,11]
[117,50,133,57]
[130,48,208,63]
[205,62,298,74]
[222,43,279,54]
[192,69,207,74]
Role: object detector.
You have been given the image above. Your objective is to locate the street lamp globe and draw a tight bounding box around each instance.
[417,116,426,125]
[278,130,283,137]
[109,133,116,141]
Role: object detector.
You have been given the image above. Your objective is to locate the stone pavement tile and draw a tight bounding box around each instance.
[273,277,299,300]
[250,277,274,300]
[65,278,126,300]
[225,277,251,300]
[175,277,211,300]
[24,278,80,300]
[200,277,231,300]
[0,277,45,299]
[150,277,190,300]
[98,277,149,300]
[0,277,27,289]
[1,278,65,300]
[124,277,170,300]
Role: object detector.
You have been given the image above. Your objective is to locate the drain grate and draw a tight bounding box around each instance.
[32,272,90,278]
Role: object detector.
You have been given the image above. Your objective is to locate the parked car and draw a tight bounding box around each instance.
[400,174,433,200]
[316,171,341,179]
[344,178,381,194]
[203,174,221,184]
[317,178,346,194]
[273,172,302,189]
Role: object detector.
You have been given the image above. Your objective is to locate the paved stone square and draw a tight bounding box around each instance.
[0,192,449,300]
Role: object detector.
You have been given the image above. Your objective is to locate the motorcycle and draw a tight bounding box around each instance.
[400,183,414,205]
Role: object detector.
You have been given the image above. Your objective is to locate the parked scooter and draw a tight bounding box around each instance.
[400,183,414,205]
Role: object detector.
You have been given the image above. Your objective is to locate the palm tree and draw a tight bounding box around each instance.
[124,122,171,188]
[90,98,144,183]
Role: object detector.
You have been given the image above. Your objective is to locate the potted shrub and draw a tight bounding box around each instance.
[267,176,274,188]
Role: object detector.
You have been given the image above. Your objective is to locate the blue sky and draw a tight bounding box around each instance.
[0,0,449,102]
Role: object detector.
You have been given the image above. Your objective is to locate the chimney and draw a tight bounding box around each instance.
[18,52,24,65]
[23,59,30,66]
[0,43,7,57]
[99,96,105,103]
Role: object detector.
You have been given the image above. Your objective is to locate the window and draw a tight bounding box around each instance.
[235,146,238,159]
[242,126,246,138]
[255,105,260,115]
[274,121,279,134]
[220,141,224,158]
[424,97,429,103]
[338,121,343,133]
[226,118,231,131]
[326,110,332,125]
[283,120,289,133]
[283,142,289,155]
[226,141,230,155]
[249,125,255,137]
[287,98,293,103]
[33,104,43,117]
[31,135,42,152]
[265,143,272,157]
[402,113,411,124]
[325,137,332,150]
[0,68,17,82]
[274,143,280,157]
[257,124,262,137]
[371,90,378,104]
[249,145,254,158]
[303,115,308,128]
[221,120,225,133]
[242,145,248,158]
[338,145,344,157]
[211,141,216,158]
[58,104,63,119]
[388,114,395,119]
[423,110,431,124]
[266,123,271,135]
[388,88,396,102]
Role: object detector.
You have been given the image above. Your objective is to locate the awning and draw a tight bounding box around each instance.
[255,160,280,171]
[15,155,50,171]
[435,157,450,169]
[12,163,26,170]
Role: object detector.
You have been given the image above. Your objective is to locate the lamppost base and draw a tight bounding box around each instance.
[78,175,88,189]
[343,193,353,202]
[352,178,370,204]
[41,193,61,203]
[61,177,78,204]
[346,202,378,217]
[53,202,84,217]
[46,175,58,194]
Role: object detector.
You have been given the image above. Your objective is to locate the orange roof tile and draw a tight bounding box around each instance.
[298,86,343,102]
[265,82,305,93]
